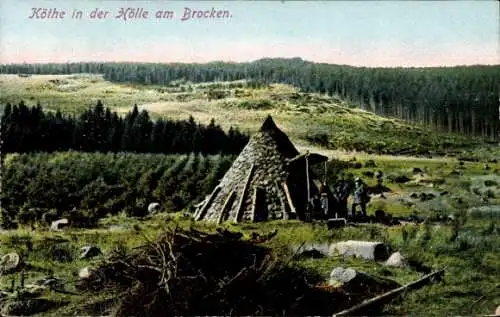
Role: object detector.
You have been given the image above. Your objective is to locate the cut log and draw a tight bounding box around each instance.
[329,240,391,261]
[194,186,221,221]
[233,164,255,223]
[332,269,445,317]
[282,181,297,215]
[217,190,236,225]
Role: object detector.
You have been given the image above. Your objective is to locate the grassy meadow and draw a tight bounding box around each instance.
[0,74,499,316]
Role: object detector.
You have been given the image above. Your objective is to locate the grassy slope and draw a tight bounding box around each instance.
[0,73,494,157]
[1,74,499,316]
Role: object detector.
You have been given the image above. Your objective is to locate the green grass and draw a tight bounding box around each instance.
[1,213,498,316]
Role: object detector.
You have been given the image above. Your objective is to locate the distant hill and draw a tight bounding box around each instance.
[1,59,499,139]
[1,74,495,158]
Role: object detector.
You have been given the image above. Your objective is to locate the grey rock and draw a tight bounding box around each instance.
[0,252,20,273]
[79,245,102,259]
[384,252,406,267]
[147,202,161,214]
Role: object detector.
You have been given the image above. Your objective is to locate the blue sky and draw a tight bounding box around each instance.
[1,0,498,66]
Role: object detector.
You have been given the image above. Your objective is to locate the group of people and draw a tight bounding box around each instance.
[308,175,371,220]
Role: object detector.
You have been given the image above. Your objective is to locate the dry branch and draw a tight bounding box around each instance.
[332,269,445,317]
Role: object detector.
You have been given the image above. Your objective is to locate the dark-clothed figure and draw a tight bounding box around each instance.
[333,181,346,218]
[331,178,351,219]
[306,194,322,221]
[311,194,322,215]
[352,178,369,217]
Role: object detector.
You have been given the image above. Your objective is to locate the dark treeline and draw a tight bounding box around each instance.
[1,58,499,138]
[0,100,249,155]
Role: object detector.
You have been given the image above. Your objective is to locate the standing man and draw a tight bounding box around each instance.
[352,177,370,217]
[333,177,350,218]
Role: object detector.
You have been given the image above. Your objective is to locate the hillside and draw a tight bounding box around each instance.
[1,59,499,138]
[0,74,494,157]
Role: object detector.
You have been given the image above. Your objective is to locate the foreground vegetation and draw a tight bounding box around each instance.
[0,213,498,316]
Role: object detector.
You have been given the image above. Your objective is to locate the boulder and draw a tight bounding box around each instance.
[78,266,97,280]
[50,218,69,231]
[148,202,161,214]
[328,266,400,294]
[384,252,406,267]
[79,245,103,259]
[0,252,21,273]
[292,242,330,257]
[329,241,391,261]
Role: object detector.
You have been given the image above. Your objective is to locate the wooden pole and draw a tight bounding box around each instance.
[324,160,327,184]
[233,164,255,224]
[305,152,311,221]
[194,186,221,221]
[282,181,297,215]
[217,190,236,225]
[275,180,289,220]
[332,269,445,317]
[306,151,310,203]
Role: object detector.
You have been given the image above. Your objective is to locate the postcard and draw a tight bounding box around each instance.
[0,1,498,316]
